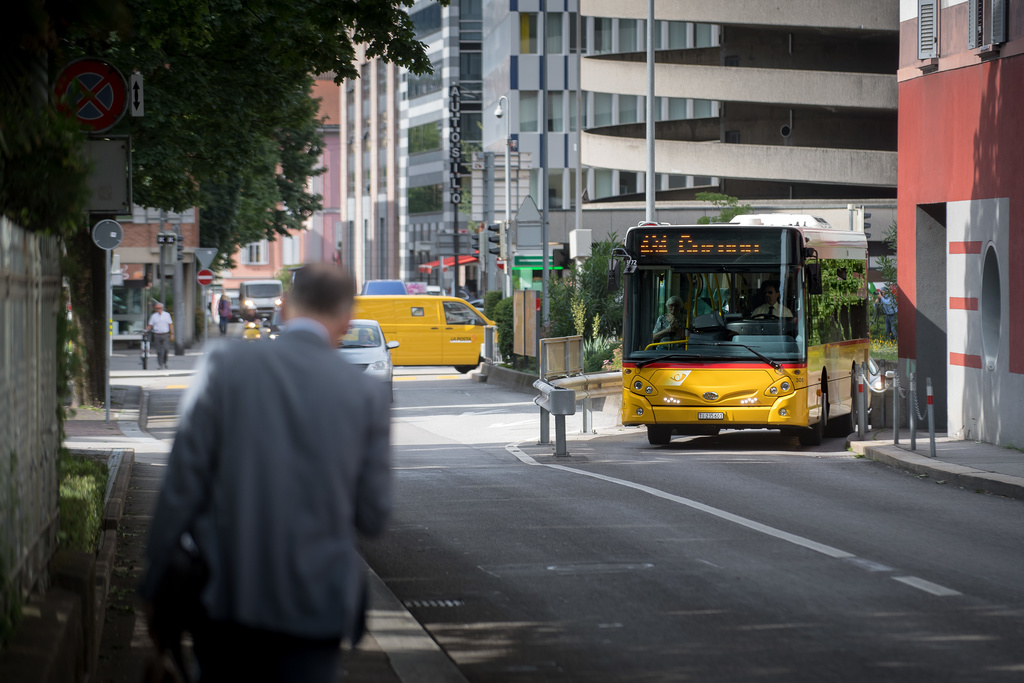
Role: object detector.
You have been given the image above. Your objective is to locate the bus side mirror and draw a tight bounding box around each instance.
[806,263,822,295]
[608,258,622,293]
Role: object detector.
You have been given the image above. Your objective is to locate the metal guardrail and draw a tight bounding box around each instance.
[534,371,622,456]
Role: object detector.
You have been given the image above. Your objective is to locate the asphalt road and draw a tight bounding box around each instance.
[137,363,1024,682]
[360,367,1024,682]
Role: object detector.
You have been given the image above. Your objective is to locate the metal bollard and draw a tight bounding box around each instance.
[857,364,867,440]
[539,406,550,444]
[927,377,936,458]
[912,374,919,448]
[886,370,898,444]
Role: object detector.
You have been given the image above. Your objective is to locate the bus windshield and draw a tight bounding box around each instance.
[624,264,806,365]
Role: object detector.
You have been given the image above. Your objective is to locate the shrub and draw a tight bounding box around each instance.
[57,456,108,553]
[493,296,515,362]
[583,335,619,373]
[483,289,503,320]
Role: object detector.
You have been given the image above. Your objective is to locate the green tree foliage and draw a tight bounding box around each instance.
[493,295,515,361]
[547,235,623,340]
[808,258,866,347]
[3,0,447,403]
[695,192,753,225]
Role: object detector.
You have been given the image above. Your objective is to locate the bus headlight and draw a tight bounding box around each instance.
[765,378,795,397]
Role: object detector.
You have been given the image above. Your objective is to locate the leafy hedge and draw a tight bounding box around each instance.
[57,457,108,553]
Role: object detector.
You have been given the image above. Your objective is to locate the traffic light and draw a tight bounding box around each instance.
[157,231,175,265]
[471,229,480,254]
[487,222,506,259]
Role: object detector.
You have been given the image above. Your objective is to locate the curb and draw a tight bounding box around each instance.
[848,439,1024,501]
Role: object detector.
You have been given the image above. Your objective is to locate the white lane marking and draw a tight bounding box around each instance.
[488,419,536,428]
[506,443,965,598]
[506,445,852,560]
[892,576,962,597]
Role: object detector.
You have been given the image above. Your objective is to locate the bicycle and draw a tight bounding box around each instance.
[140,330,151,370]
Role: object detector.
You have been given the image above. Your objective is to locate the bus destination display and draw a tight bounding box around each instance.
[629,227,793,263]
[637,233,761,256]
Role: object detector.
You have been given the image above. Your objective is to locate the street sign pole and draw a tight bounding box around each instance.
[92,219,123,422]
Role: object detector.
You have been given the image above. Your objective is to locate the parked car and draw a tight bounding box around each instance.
[360,279,408,295]
[337,319,400,401]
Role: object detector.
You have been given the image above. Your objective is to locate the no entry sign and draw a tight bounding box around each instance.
[196,269,215,286]
[54,58,128,133]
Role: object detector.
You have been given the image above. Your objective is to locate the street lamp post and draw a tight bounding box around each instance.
[495,95,511,297]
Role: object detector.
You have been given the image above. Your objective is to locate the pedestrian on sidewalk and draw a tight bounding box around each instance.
[217,293,232,335]
[140,263,392,683]
[146,302,174,369]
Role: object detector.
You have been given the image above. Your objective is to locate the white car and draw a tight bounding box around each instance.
[338,319,399,401]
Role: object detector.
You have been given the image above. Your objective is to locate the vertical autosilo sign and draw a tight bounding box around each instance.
[449,85,462,206]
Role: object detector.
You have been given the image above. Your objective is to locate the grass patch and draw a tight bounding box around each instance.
[58,455,108,553]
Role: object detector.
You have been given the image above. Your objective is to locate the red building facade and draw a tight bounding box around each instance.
[898,1,1024,445]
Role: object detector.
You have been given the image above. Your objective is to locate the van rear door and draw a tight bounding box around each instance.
[441,300,487,367]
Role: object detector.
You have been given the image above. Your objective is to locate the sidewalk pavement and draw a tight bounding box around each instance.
[47,351,1024,681]
[847,429,1024,501]
[61,347,468,683]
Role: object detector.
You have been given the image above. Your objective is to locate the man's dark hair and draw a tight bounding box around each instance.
[289,263,355,316]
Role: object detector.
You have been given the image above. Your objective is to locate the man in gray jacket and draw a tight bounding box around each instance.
[140,263,391,681]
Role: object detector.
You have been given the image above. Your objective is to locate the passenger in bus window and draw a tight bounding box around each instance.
[652,296,689,346]
[751,281,793,318]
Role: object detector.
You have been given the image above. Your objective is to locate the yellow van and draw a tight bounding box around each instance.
[352,295,494,373]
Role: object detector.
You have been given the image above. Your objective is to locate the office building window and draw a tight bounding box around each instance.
[242,240,269,265]
[595,168,613,199]
[694,23,715,48]
[460,52,482,81]
[667,97,688,120]
[548,168,564,210]
[520,13,538,54]
[619,19,638,52]
[520,91,539,132]
[593,92,613,127]
[282,235,301,266]
[547,92,564,132]
[547,12,563,54]
[568,13,587,54]
[619,95,637,124]
[619,171,638,195]
[594,18,613,54]
[409,121,442,154]
[693,99,713,118]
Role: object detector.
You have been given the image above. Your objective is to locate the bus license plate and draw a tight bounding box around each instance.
[698,412,724,420]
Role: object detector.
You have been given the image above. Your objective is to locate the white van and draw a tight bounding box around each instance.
[238,279,283,320]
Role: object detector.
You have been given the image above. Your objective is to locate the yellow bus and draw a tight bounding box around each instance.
[612,215,869,446]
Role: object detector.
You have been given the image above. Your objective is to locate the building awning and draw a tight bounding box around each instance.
[418,254,478,274]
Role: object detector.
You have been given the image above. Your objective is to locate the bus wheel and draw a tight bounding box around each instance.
[799,389,826,446]
[454,364,478,374]
[647,425,672,445]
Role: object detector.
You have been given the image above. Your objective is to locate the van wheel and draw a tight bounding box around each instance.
[647,425,672,445]
[454,364,478,374]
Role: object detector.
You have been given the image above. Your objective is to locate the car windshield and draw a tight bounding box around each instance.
[246,284,281,298]
[340,324,381,348]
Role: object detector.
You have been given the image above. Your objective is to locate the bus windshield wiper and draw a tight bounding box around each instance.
[635,352,703,368]
[707,342,781,371]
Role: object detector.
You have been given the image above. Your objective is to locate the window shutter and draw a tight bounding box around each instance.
[918,0,939,59]
[991,0,1007,45]
[967,0,983,49]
